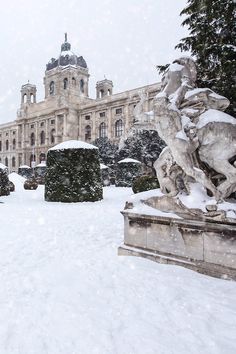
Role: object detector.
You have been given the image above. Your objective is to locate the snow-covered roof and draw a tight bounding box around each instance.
[197,109,236,129]
[19,165,31,169]
[0,163,7,170]
[100,163,109,169]
[46,36,87,71]
[60,50,75,57]
[118,158,141,164]
[49,140,98,151]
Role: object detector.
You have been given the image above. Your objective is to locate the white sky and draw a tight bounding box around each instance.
[0,0,188,123]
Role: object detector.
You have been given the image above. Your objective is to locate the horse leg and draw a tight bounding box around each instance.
[173,152,221,200]
[210,160,236,199]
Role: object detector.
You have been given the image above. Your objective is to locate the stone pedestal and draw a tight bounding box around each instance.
[119,211,236,280]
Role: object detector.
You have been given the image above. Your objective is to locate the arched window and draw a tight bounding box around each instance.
[63,78,68,89]
[49,81,55,95]
[39,153,46,163]
[72,77,76,86]
[5,157,8,167]
[30,132,35,146]
[30,94,34,103]
[100,89,104,98]
[40,131,45,145]
[6,140,9,151]
[80,79,84,93]
[12,156,16,168]
[30,154,36,167]
[12,139,16,150]
[50,129,56,144]
[85,125,91,141]
[99,122,107,138]
[0,141,2,151]
[108,89,111,96]
[23,94,27,103]
[115,119,123,137]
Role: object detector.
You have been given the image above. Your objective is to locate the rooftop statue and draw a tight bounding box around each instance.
[152,57,236,201]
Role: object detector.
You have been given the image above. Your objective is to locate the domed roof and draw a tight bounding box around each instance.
[46,33,87,71]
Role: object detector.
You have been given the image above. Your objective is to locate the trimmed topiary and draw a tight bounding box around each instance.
[18,165,32,179]
[8,181,15,192]
[0,163,10,196]
[132,175,160,194]
[100,164,110,186]
[45,140,103,202]
[35,162,47,185]
[24,177,38,190]
[115,158,142,187]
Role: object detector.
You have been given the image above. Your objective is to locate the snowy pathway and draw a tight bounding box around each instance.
[0,176,236,354]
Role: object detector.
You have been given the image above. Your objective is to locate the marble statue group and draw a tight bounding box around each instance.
[144,56,236,202]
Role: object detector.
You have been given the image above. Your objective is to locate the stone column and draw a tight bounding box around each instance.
[91,111,96,141]
[63,113,67,140]
[55,116,59,144]
[24,123,29,165]
[95,111,100,140]
[124,104,130,135]
[45,118,49,146]
[107,107,112,140]
[35,122,38,164]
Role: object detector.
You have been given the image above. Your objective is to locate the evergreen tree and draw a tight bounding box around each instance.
[116,130,165,175]
[175,0,236,116]
[92,137,118,166]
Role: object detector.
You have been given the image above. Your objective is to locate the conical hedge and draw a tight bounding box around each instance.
[45,140,103,202]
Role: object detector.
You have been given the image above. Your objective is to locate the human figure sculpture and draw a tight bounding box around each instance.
[119,89,155,150]
[152,57,236,201]
[133,90,149,124]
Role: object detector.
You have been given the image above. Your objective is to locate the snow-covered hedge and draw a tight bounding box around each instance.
[132,175,160,194]
[35,162,47,185]
[45,140,103,202]
[100,164,110,186]
[0,163,10,196]
[115,158,142,187]
[18,165,32,179]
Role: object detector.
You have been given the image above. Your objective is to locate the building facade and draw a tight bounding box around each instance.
[0,35,161,172]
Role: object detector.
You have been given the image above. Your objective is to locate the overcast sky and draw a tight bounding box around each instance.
[0,0,188,123]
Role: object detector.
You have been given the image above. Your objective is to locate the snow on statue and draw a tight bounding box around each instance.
[150,56,236,201]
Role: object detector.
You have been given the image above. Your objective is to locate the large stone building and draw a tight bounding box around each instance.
[0,35,161,172]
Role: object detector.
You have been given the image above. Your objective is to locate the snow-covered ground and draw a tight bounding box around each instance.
[0,174,236,354]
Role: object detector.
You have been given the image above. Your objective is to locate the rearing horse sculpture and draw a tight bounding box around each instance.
[152,57,236,201]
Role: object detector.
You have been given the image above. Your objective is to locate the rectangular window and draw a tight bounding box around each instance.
[51,119,55,125]
[13,131,16,135]
[115,108,122,115]
[85,115,90,120]
[5,132,8,136]
[99,112,105,118]
[40,122,44,127]
[31,124,34,129]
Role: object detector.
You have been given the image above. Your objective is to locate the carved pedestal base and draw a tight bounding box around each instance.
[119,210,236,280]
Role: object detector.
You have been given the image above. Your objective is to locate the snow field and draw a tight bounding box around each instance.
[0,175,235,353]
